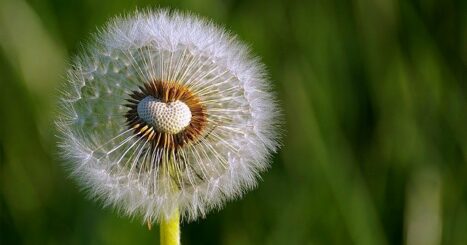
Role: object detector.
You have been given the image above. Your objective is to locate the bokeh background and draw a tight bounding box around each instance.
[0,0,466,244]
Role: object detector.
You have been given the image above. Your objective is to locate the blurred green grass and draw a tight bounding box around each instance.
[0,0,466,244]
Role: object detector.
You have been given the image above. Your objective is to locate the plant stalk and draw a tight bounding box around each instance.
[160,208,180,245]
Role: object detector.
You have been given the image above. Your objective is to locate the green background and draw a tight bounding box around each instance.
[0,0,466,244]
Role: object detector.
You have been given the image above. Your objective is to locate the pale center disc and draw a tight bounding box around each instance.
[137,96,192,134]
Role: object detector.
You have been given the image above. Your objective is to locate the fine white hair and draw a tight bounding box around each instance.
[56,9,281,223]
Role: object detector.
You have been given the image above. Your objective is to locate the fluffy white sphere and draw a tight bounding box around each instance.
[56,9,281,223]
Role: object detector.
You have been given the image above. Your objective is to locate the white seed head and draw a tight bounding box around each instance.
[56,9,282,223]
[137,96,191,134]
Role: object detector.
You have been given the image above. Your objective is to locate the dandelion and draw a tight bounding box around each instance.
[56,9,281,244]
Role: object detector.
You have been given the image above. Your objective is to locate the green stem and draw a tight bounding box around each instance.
[160,208,180,245]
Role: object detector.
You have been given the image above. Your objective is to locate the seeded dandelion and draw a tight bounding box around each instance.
[56,9,281,244]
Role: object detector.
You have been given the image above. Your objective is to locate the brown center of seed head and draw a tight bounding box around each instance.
[125,80,208,151]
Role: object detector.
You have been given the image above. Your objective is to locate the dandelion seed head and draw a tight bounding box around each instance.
[56,9,282,223]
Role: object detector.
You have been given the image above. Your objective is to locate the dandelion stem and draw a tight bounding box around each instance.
[160,208,180,245]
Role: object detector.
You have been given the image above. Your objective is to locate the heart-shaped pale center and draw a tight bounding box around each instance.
[137,96,192,134]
